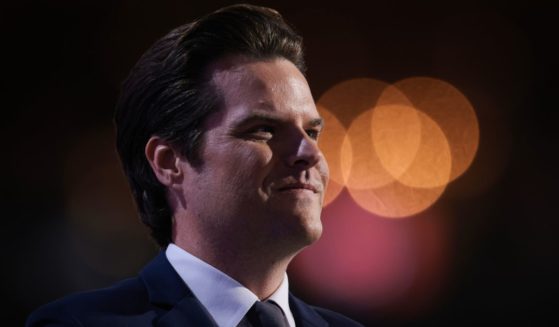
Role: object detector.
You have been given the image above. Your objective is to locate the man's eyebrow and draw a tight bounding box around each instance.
[308,118,324,129]
[231,112,324,129]
[231,112,284,128]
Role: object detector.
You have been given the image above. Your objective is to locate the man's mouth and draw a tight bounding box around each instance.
[277,182,319,193]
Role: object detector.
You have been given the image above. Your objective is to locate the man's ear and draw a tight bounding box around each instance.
[145,136,183,187]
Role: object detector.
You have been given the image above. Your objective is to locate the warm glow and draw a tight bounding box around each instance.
[394,77,479,182]
[342,109,397,189]
[347,180,447,218]
[292,192,417,307]
[290,191,449,312]
[315,76,478,217]
[317,78,389,127]
[371,104,422,181]
[390,109,452,189]
[317,78,393,207]
[317,105,348,206]
[296,74,479,320]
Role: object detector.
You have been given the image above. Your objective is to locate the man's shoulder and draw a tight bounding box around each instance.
[289,294,364,326]
[310,305,365,327]
[26,277,152,327]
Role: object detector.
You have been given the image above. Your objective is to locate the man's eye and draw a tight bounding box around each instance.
[306,129,320,140]
[247,126,275,140]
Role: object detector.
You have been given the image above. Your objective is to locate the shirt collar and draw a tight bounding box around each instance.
[267,274,295,327]
[165,243,295,327]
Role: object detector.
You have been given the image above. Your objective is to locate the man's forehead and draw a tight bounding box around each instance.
[210,56,310,96]
[208,56,318,121]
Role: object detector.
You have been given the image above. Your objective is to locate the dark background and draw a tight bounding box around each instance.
[2,0,558,326]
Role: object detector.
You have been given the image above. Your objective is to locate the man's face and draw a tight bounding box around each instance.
[180,57,329,251]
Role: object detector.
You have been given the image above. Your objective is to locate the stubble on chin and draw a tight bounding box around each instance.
[281,201,324,247]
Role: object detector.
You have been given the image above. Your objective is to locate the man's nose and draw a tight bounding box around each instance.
[285,133,322,168]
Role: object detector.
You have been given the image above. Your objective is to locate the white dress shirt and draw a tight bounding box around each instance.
[166,243,296,327]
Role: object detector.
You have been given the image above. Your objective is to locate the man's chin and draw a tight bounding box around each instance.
[265,201,323,243]
[300,222,323,246]
[284,211,323,247]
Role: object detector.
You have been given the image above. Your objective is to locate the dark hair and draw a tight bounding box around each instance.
[114,4,306,247]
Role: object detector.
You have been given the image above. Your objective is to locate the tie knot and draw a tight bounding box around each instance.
[245,300,289,327]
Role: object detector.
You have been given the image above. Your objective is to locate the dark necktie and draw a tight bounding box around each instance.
[237,300,290,327]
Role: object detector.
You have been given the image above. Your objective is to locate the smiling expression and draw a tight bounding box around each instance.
[180,56,329,251]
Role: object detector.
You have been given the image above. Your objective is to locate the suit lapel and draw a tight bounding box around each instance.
[139,252,218,327]
[289,294,329,327]
[156,295,218,327]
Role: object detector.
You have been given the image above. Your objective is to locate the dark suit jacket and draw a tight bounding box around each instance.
[27,252,363,326]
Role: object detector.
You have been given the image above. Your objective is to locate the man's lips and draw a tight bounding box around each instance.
[276,182,320,193]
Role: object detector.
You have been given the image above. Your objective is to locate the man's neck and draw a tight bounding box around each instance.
[173,235,297,299]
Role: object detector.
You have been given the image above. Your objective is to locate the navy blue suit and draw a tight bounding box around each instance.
[27,252,363,326]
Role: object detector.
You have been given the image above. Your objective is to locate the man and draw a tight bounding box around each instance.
[27,4,363,327]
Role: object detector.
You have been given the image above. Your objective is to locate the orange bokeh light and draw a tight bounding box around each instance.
[394,77,479,183]
[389,108,452,189]
[371,104,422,183]
[318,78,389,127]
[316,76,478,218]
[296,76,479,318]
[317,105,348,206]
[347,178,447,218]
[342,109,398,190]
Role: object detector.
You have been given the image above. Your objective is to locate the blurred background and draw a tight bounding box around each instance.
[1,0,557,326]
